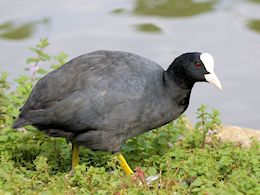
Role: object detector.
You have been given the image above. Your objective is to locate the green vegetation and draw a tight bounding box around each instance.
[135,23,162,33]
[248,19,260,34]
[0,39,259,194]
[133,0,217,17]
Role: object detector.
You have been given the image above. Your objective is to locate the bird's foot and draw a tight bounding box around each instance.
[132,167,146,184]
[116,154,159,185]
[131,167,159,186]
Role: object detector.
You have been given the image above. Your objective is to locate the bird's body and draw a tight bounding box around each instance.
[14,50,191,152]
[13,49,222,173]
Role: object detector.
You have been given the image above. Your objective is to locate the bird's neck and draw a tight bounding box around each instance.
[162,70,192,112]
[164,66,195,91]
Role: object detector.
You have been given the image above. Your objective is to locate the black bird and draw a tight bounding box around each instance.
[12,50,222,174]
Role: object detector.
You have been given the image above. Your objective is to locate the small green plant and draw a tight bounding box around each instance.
[0,72,10,124]
[195,105,221,147]
[26,37,50,80]
[26,37,68,81]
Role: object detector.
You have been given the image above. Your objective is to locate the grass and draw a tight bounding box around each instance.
[0,39,259,194]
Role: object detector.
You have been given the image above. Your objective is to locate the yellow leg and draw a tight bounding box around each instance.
[117,153,134,175]
[71,140,80,170]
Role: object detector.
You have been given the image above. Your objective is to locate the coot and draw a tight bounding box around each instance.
[12,50,222,174]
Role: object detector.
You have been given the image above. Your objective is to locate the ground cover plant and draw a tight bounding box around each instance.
[0,39,259,194]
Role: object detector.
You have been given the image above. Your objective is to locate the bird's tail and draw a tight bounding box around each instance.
[12,117,31,129]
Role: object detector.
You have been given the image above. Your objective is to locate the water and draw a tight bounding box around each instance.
[0,0,260,129]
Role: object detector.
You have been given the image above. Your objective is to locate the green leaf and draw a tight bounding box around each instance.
[37,68,48,75]
[26,57,38,64]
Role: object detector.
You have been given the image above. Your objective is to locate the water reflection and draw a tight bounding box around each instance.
[135,23,162,32]
[246,0,260,34]
[0,18,49,40]
[248,19,260,33]
[134,0,217,17]
[251,0,260,3]
[111,8,126,14]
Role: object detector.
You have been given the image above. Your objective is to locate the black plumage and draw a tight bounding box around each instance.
[12,50,221,153]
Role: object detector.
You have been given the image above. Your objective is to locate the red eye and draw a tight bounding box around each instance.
[195,62,202,68]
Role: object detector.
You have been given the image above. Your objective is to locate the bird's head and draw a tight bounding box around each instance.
[167,52,222,90]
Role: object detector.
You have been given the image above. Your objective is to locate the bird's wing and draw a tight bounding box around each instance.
[20,50,157,113]
[20,51,113,112]
[18,50,160,130]
[22,71,147,131]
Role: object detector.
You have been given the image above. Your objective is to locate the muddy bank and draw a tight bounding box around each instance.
[216,125,260,147]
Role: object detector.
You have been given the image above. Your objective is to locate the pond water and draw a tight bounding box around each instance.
[0,0,260,129]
